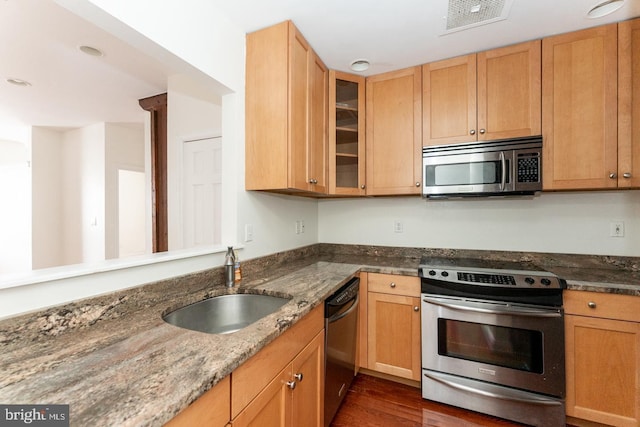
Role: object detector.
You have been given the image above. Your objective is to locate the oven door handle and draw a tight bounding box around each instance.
[423,372,563,407]
[422,297,562,318]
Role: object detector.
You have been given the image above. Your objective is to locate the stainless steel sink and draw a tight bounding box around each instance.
[162,293,291,334]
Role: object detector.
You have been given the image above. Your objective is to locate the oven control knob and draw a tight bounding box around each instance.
[428,270,436,276]
[540,278,551,286]
[525,277,535,285]
[441,271,449,277]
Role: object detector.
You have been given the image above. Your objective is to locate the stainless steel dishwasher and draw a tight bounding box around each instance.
[324,276,359,427]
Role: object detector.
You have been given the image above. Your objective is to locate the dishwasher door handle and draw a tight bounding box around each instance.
[328,294,359,324]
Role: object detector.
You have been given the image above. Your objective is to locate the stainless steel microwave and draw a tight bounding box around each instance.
[422,136,543,199]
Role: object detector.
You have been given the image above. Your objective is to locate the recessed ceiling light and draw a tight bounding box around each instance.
[350,59,370,72]
[6,78,31,87]
[587,0,624,18]
[79,45,104,57]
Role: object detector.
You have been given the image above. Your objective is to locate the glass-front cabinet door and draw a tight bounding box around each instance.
[329,71,365,195]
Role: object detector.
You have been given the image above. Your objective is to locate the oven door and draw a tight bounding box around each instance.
[423,150,514,196]
[421,294,565,398]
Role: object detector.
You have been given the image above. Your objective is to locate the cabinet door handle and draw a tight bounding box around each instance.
[413,306,419,312]
[609,173,617,179]
[623,172,632,179]
[361,184,366,189]
[416,182,421,187]
[479,129,486,134]
[294,373,303,382]
[587,301,596,309]
[470,129,476,135]
[286,381,296,390]
[390,282,396,288]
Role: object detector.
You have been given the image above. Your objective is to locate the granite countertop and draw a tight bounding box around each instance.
[0,246,638,426]
[0,261,360,426]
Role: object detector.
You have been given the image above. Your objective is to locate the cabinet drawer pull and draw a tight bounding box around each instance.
[587,301,597,309]
[390,282,396,288]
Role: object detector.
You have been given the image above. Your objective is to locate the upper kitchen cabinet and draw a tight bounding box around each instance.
[245,21,328,195]
[365,66,422,195]
[329,71,366,196]
[423,40,541,146]
[542,24,618,190]
[618,18,640,189]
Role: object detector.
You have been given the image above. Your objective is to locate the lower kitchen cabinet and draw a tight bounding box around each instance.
[232,331,324,427]
[164,375,231,427]
[231,304,324,426]
[362,273,421,381]
[564,290,640,427]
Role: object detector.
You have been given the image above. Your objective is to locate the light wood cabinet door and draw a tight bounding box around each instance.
[245,20,327,195]
[477,40,541,141]
[308,52,329,193]
[565,314,640,427]
[423,41,540,147]
[367,291,421,380]
[231,366,293,427]
[619,18,640,189]
[366,66,422,195]
[423,54,477,146]
[542,24,618,190]
[291,331,324,427]
[329,71,366,195]
[288,24,312,192]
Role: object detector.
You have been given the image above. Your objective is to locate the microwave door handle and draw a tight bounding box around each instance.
[499,151,506,191]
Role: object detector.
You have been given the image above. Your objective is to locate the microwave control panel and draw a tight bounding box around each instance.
[516,153,540,183]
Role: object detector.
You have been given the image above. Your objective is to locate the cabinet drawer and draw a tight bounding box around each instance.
[231,304,324,418]
[367,273,420,297]
[564,290,640,322]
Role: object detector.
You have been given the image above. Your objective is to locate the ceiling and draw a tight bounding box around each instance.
[212,0,640,75]
[2,0,639,130]
[0,0,171,130]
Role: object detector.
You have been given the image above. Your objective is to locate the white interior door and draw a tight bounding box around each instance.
[183,137,222,248]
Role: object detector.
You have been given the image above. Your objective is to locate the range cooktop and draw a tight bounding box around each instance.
[418,256,565,290]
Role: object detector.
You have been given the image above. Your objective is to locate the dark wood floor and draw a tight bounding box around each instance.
[331,374,567,427]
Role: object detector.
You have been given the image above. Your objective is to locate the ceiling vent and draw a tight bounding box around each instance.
[443,0,513,34]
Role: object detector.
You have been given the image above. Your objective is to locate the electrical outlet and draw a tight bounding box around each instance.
[393,220,404,233]
[244,224,253,242]
[610,221,624,237]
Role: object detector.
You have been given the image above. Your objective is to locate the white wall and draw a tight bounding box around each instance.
[62,124,106,265]
[0,138,31,274]
[31,127,64,269]
[104,123,145,259]
[0,0,319,319]
[167,74,223,250]
[319,191,640,256]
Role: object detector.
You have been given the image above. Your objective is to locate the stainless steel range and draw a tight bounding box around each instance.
[419,257,566,427]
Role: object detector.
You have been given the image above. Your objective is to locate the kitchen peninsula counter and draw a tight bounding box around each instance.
[0,245,638,426]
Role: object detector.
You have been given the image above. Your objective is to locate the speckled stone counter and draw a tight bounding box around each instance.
[0,244,638,426]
